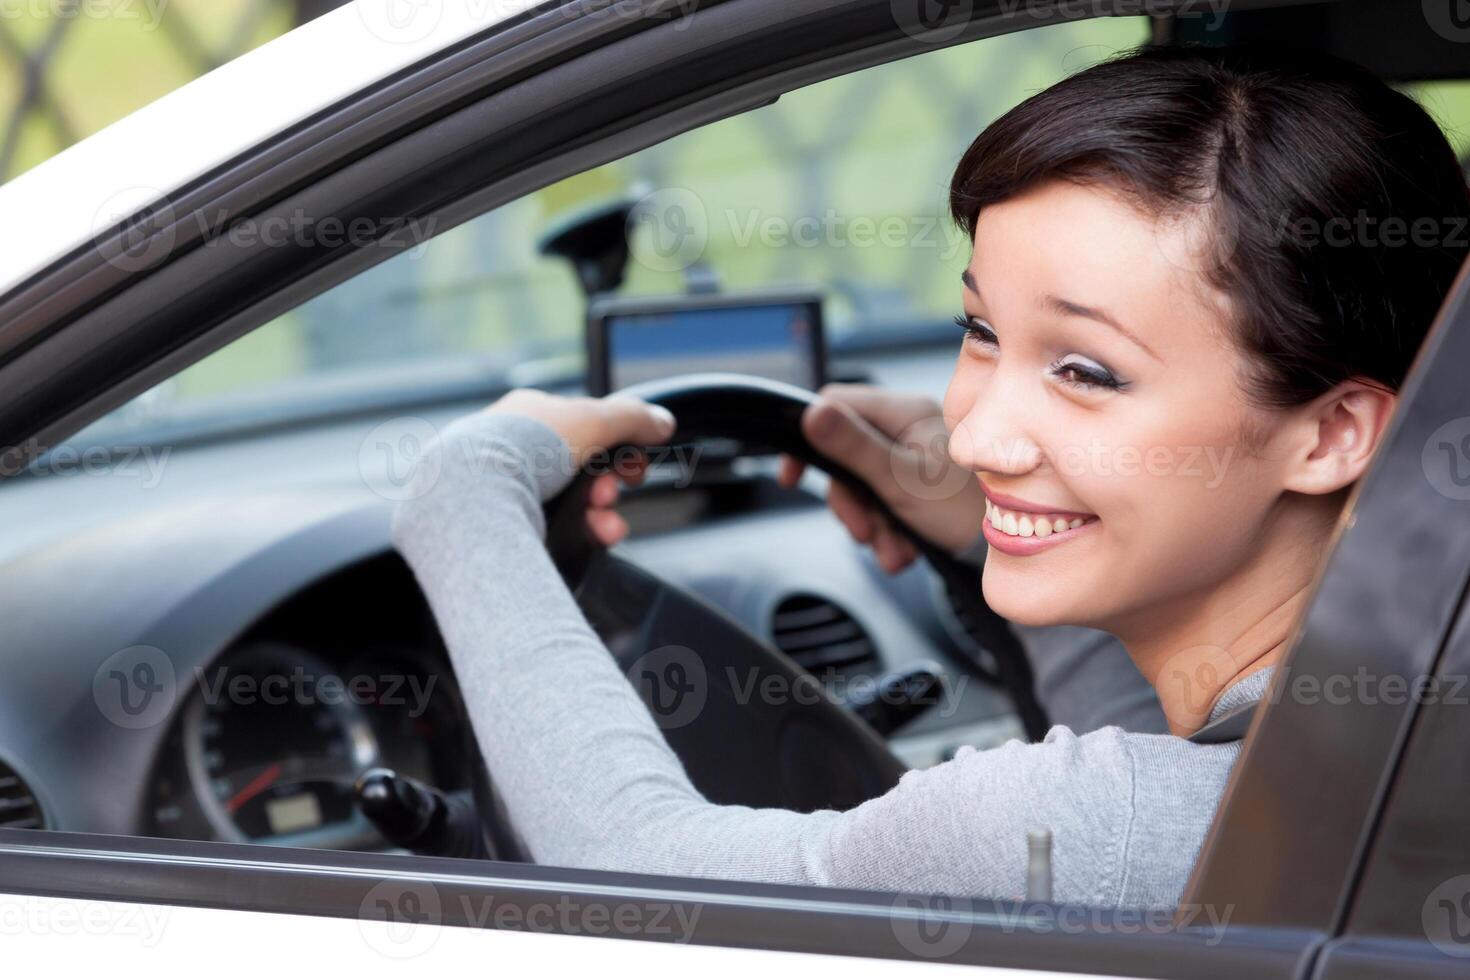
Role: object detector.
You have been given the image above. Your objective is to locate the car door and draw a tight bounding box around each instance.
[1297,269,1470,975]
[1310,589,1470,978]
[0,0,1462,977]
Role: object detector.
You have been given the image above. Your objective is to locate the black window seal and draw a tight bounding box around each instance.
[0,828,1323,977]
[0,0,687,363]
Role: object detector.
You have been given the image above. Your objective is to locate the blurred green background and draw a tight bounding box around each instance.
[158,14,1161,413]
[4,5,1468,424]
[0,0,339,181]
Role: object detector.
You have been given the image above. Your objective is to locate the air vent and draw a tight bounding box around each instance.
[0,759,43,830]
[770,594,879,681]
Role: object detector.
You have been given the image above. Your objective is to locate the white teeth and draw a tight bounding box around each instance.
[986,503,1091,539]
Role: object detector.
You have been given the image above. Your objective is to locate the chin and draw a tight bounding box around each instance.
[980,562,1078,628]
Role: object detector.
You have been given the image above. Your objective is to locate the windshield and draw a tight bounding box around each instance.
[96,18,1156,441]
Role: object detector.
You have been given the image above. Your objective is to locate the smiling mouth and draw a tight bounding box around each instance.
[981,493,1099,556]
[984,499,1093,538]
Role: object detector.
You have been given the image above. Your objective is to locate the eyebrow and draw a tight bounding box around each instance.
[961,271,1162,362]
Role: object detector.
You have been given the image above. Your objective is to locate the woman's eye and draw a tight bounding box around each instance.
[954,314,998,348]
[1051,355,1128,392]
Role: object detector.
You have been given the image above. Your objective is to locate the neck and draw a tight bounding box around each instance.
[1113,498,1336,737]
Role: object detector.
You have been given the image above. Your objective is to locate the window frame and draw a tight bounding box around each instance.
[0,827,1323,974]
[1312,591,1470,978]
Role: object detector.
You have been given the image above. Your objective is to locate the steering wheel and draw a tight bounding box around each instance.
[459,375,1047,861]
[552,373,1044,774]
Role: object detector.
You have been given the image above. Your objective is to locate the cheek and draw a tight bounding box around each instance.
[983,405,1278,627]
[1101,453,1275,611]
[1079,425,1251,547]
[1073,414,1276,599]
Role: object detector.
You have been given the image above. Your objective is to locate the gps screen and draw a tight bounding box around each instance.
[596,297,823,394]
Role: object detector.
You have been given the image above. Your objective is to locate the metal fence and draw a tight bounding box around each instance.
[0,0,348,182]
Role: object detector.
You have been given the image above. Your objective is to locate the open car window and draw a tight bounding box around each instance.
[91,15,1149,444]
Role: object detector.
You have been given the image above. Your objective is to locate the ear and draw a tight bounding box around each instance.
[1281,379,1397,496]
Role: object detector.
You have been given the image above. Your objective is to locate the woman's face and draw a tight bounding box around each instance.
[943,178,1294,631]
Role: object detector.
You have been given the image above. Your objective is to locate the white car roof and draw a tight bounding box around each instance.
[0,0,541,298]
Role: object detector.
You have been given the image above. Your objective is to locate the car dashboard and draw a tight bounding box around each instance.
[0,346,1021,851]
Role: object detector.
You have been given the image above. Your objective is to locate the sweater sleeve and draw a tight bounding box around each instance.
[390,411,1143,903]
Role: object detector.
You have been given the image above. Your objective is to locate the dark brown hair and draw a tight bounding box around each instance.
[949,43,1470,409]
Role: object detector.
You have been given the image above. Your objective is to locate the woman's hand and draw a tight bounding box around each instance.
[777,383,985,572]
[487,389,676,547]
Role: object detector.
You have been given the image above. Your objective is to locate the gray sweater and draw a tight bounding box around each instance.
[391,412,1271,908]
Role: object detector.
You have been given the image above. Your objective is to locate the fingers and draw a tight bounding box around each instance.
[621,454,650,487]
[802,399,902,497]
[871,518,918,573]
[589,472,621,508]
[485,390,677,470]
[827,480,876,543]
[599,449,649,488]
[777,454,807,488]
[585,506,629,547]
[827,480,917,573]
[585,458,651,547]
[601,396,676,448]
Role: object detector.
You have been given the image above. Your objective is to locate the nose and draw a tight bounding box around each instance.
[947,369,1045,478]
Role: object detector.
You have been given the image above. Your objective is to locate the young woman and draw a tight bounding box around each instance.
[390,43,1470,907]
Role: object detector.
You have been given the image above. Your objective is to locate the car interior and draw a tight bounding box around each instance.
[0,0,1467,910]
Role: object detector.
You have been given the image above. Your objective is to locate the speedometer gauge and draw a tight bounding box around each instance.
[183,644,379,846]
